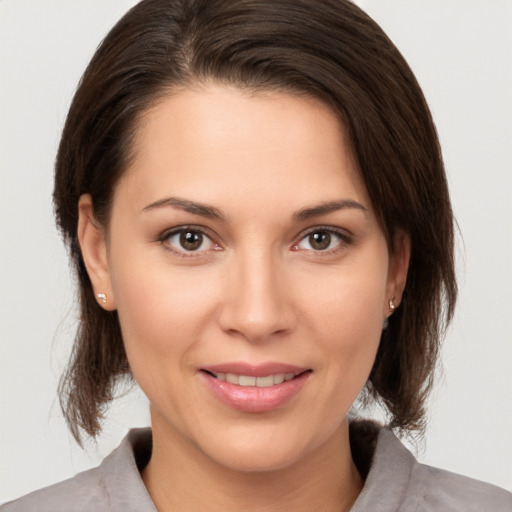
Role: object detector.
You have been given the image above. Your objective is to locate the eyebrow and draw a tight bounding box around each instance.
[292,199,367,222]
[143,197,226,221]
[142,196,367,222]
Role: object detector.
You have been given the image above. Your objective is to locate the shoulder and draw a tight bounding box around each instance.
[1,428,155,512]
[406,458,512,512]
[350,422,512,512]
[0,465,107,512]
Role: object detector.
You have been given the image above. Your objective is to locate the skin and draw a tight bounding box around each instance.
[78,84,410,512]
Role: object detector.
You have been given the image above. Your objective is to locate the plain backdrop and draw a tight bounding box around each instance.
[1,0,511,502]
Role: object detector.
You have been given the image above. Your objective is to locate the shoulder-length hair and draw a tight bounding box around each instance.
[54,0,457,443]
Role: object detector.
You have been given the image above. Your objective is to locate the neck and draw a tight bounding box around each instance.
[142,414,363,512]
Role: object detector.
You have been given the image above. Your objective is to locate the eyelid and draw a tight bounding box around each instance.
[292,225,353,252]
[158,225,221,256]
[157,224,352,256]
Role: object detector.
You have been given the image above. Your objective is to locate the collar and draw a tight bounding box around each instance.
[99,423,414,512]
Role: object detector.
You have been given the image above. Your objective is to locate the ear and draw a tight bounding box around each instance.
[77,194,117,311]
[385,229,411,314]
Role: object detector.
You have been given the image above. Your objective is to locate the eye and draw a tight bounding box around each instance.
[162,227,218,254]
[294,228,349,252]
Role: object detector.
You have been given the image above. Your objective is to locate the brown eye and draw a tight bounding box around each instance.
[308,231,331,250]
[179,230,204,251]
[294,228,349,253]
[163,228,216,254]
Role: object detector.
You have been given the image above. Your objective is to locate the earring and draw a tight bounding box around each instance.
[97,293,107,305]
[389,296,396,312]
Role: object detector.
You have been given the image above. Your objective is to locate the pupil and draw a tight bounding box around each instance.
[310,232,331,250]
[180,231,202,251]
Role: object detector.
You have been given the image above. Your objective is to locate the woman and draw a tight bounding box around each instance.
[2,0,510,510]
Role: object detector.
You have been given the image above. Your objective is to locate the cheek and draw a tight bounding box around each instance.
[304,257,388,337]
[303,257,388,384]
[109,251,219,367]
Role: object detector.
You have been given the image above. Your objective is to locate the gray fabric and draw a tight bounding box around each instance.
[350,429,512,511]
[3,426,511,511]
[1,429,156,512]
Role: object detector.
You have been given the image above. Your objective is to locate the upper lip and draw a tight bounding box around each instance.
[200,362,310,377]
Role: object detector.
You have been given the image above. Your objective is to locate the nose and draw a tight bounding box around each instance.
[218,249,296,343]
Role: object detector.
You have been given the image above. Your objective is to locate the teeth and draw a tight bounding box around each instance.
[214,372,297,387]
[226,373,238,384]
[239,375,256,386]
[256,375,274,387]
[274,373,284,384]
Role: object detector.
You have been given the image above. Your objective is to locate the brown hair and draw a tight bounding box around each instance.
[54,0,457,444]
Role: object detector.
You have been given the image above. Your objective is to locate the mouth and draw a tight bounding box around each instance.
[199,363,312,413]
[201,370,309,388]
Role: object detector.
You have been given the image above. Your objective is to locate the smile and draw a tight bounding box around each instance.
[200,363,311,413]
[208,372,298,387]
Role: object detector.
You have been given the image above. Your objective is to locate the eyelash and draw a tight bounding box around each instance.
[158,225,352,257]
[291,226,352,255]
[158,225,221,258]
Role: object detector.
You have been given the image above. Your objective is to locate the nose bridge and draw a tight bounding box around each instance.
[219,243,293,341]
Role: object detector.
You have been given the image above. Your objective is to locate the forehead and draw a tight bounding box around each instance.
[115,84,369,215]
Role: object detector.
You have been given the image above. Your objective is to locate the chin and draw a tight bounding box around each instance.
[192,421,333,475]
[205,442,305,474]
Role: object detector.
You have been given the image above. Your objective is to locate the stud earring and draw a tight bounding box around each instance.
[97,293,107,305]
[389,296,396,312]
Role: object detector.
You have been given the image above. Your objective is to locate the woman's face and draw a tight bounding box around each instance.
[80,84,409,472]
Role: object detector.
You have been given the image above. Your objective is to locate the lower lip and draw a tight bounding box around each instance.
[201,371,310,413]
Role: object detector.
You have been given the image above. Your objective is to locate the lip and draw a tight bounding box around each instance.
[202,362,308,377]
[199,362,311,413]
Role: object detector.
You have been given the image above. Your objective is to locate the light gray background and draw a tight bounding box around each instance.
[1,0,511,502]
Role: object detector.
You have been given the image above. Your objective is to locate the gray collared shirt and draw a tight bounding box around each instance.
[2,426,511,511]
